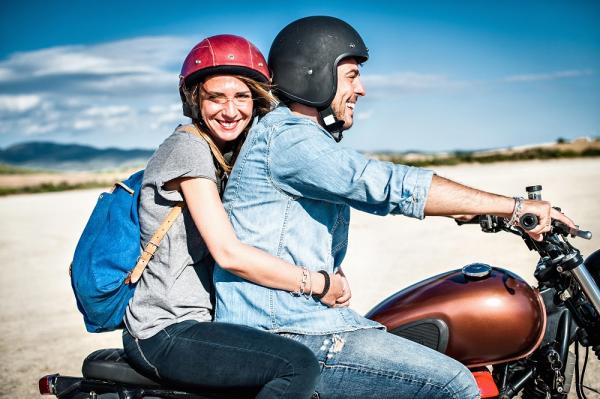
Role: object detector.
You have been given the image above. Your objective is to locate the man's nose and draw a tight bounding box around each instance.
[354,76,366,96]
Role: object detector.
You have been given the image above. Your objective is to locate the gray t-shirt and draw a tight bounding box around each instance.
[125,128,218,339]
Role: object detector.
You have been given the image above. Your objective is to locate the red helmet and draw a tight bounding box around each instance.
[179,34,270,118]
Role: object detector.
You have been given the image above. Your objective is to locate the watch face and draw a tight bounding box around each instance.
[462,263,492,279]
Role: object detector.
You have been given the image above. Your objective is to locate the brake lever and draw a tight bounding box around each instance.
[479,215,505,233]
[553,221,592,240]
[454,215,482,226]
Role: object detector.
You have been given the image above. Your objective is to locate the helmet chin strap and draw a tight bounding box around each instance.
[318,106,345,142]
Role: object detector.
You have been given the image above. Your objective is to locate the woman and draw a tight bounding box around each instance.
[122,34,348,399]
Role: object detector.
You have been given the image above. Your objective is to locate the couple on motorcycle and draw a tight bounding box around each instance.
[125,16,576,399]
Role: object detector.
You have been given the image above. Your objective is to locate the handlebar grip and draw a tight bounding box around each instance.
[519,214,538,231]
[571,228,592,240]
[455,216,482,226]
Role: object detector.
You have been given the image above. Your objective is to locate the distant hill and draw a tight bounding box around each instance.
[0,141,154,171]
[2,137,598,173]
[370,137,600,167]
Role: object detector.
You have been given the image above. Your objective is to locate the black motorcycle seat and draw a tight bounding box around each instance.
[82,348,160,386]
[82,348,260,398]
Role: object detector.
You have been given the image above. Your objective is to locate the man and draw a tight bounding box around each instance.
[214,16,574,398]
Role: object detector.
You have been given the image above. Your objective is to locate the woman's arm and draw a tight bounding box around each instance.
[177,177,344,306]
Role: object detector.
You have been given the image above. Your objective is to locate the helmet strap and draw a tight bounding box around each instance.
[182,102,194,119]
[318,106,344,142]
[191,106,201,121]
[181,85,202,120]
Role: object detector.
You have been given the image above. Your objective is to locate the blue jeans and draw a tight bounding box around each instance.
[280,329,480,399]
[123,320,320,398]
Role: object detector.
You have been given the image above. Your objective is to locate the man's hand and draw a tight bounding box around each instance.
[518,200,576,241]
[425,175,577,241]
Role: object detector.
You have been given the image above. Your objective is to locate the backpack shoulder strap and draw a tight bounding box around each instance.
[125,124,204,285]
[176,123,203,138]
[125,201,184,284]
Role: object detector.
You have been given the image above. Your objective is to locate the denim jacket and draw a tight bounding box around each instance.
[214,106,434,334]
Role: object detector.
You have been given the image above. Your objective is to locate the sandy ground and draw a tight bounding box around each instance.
[0,169,136,189]
[0,158,598,398]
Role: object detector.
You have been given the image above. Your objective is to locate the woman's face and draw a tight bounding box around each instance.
[200,75,253,148]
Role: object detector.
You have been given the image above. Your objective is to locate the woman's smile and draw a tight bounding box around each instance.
[200,75,253,148]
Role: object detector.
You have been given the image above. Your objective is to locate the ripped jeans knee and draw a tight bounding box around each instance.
[279,329,480,399]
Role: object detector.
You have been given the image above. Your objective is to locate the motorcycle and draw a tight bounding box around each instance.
[367,185,599,399]
[39,185,599,399]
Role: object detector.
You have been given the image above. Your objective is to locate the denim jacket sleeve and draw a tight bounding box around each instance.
[268,120,435,219]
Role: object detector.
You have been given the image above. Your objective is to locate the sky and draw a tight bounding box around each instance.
[0,1,598,152]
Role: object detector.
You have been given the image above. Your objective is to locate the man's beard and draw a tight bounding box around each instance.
[332,99,349,128]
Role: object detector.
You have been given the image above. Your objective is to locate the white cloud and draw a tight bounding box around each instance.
[0,95,42,112]
[0,99,77,136]
[0,35,193,145]
[80,72,177,93]
[73,119,95,130]
[0,67,13,81]
[148,103,181,114]
[504,69,594,82]
[362,72,468,92]
[149,103,186,129]
[0,36,192,84]
[71,105,138,131]
[356,109,374,121]
[27,48,152,77]
[82,105,132,117]
[22,122,59,135]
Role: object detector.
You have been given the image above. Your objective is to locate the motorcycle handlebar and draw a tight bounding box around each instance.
[519,214,538,231]
[455,214,592,240]
[519,212,593,240]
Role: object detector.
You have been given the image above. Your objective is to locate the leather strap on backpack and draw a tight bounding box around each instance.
[124,124,204,285]
[176,123,202,137]
[125,202,184,284]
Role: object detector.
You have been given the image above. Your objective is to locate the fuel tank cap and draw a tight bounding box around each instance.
[462,263,492,279]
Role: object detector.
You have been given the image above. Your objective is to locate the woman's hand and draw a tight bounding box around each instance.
[313,273,345,307]
[316,272,348,307]
[333,268,351,307]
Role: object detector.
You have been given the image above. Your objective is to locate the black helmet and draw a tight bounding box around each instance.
[268,16,368,140]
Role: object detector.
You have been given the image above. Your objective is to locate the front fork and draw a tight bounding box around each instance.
[488,290,576,398]
[570,263,600,317]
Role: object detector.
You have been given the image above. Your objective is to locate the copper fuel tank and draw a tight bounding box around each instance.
[366,265,547,367]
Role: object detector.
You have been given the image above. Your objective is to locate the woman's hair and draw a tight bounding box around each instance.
[185,75,277,175]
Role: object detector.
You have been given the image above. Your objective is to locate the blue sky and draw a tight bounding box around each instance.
[0,1,598,152]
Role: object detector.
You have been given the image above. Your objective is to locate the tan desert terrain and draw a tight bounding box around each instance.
[0,158,598,398]
[0,170,134,189]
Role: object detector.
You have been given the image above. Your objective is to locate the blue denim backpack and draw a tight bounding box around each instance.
[70,170,183,332]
